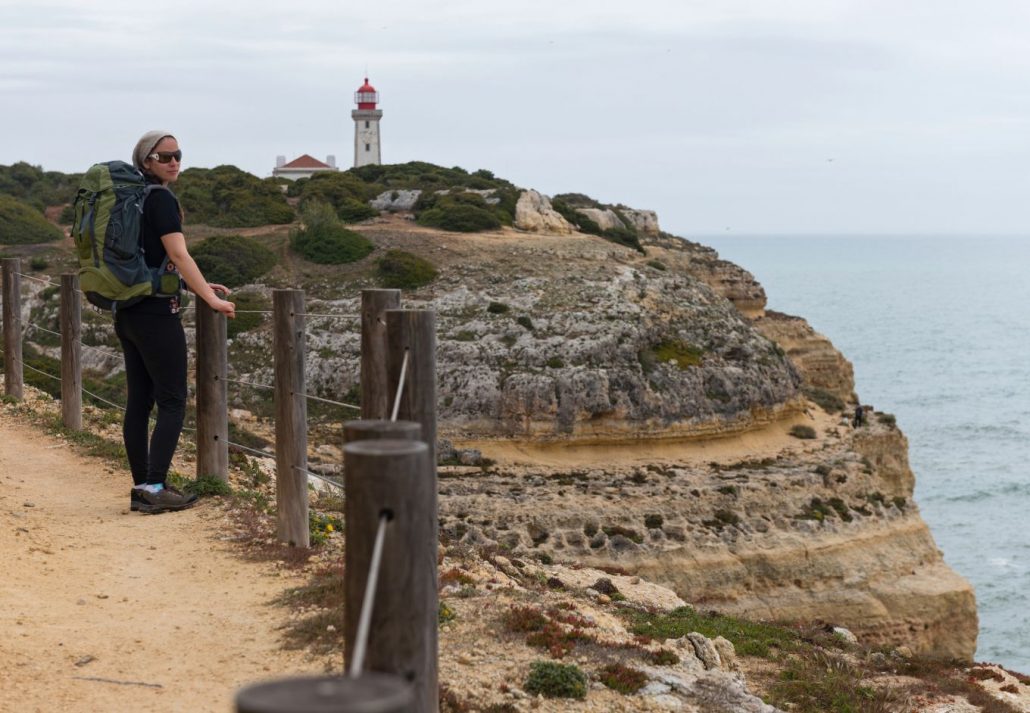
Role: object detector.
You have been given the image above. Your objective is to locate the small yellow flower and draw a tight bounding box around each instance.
[325,523,335,532]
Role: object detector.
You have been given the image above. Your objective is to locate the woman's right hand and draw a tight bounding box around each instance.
[209,297,236,319]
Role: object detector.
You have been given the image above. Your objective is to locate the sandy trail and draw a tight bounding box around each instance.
[0,416,320,713]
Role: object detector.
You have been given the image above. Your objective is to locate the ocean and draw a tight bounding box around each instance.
[700,234,1030,673]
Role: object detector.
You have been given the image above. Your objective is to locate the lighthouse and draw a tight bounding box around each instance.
[352,77,382,167]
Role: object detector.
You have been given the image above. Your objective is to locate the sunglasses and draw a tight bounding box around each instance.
[147,150,182,164]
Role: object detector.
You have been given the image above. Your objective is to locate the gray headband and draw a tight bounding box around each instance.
[133,130,176,171]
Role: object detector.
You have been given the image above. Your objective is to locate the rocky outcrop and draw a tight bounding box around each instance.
[370,189,421,212]
[575,206,625,232]
[437,417,978,661]
[513,190,573,234]
[621,207,661,236]
[753,310,856,405]
[642,233,767,317]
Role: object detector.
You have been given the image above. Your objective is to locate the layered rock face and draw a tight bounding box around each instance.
[753,310,856,405]
[224,212,976,661]
[437,418,977,661]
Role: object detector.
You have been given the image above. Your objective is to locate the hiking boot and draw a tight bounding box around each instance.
[136,485,198,515]
[130,488,144,512]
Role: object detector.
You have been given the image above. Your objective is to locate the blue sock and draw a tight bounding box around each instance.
[138,483,164,494]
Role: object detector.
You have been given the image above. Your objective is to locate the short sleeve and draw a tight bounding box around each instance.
[144,189,182,238]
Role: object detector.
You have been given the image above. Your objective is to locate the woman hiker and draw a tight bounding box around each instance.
[121,130,236,514]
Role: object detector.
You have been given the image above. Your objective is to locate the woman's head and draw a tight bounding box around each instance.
[133,130,180,184]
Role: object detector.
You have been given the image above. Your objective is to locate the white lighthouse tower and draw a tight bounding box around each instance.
[352,77,382,167]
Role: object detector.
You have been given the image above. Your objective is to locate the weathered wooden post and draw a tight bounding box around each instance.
[360,288,400,420]
[235,672,412,713]
[344,419,420,445]
[385,309,437,465]
[59,274,82,430]
[273,289,309,547]
[343,439,437,713]
[196,296,229,482]
[2,258,22,399]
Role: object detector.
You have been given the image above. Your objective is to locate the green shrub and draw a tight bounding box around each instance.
[644,513,664,529]
[336,197,378,223]
[417,200,502,232]
[524,661,587,700]
[0,162,80,212]
[516,315,534,331]
[377,249,438,289]
[183,474,232,497]
[192,235,277,288]
[545,357,565,369]
[29,256,48,271]
[789,424,817,440]
[175,165,294,227]
[487,301,509,314]
[877,412,897,428]
[0,195,63,244]
[291,202,374,265]
[647,259,667,271]
[598,663,647,694]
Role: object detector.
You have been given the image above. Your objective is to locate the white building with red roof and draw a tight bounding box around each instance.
[272,153,339,181]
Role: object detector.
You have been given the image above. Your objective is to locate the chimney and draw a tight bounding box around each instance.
[326,155,337,168]
[276,155,286,168]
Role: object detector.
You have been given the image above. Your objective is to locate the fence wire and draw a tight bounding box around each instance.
[349,513,389,677]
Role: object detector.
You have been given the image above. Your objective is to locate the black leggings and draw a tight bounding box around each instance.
[114,311,187,485]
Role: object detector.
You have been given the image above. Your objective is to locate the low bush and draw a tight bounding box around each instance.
[790,424,817,440]
[175,165,294,227]
[598,663,647,694]
[376,249,438,289]
[0,195,63,244]
[192,235,277,288]
[524,661,587,700]
[291,202,374,265]
[417,199,502,232]
[487,301,509,314]
[226,292,270,339]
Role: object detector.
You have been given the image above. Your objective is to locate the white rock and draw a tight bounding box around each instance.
[575,207,625,232]
[514,190,573,234]
[370,189,422,212]
[832,626,858,645]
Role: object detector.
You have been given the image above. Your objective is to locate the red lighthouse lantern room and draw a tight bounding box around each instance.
[355,78,379,109]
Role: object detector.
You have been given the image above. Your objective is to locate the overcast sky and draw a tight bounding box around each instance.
[2,0,1029,235]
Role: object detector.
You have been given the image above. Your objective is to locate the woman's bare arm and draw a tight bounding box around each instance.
[159,232,236,318]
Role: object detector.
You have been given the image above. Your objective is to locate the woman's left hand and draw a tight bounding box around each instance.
[208,283,231,296]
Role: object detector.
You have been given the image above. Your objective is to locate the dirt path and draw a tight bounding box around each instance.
[0,416,320,713]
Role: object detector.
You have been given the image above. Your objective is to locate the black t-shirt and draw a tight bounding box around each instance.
[120,181,183,315]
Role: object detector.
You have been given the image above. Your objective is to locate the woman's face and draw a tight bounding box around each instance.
[143,136,181,185]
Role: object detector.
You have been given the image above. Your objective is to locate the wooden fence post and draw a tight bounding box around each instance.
[343,439,437,713]
[360,289,400,420]
[2,259,22,400]
[344,419,421,445]
[273,289,309,547]
[196,297,229,482]
[235,672,412,713]
[59,274,82,430]
[385,309,437,466]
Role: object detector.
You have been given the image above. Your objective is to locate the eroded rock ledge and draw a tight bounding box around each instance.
[438,417,977,660]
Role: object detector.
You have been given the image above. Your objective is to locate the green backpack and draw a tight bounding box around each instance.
[71,160,183,312]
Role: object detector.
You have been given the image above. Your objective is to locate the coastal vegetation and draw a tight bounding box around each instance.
[0,195,63,244]
[290,202,374,265]
[191,234,277,287]
[175,165,294,227]
[376,249,438,289]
